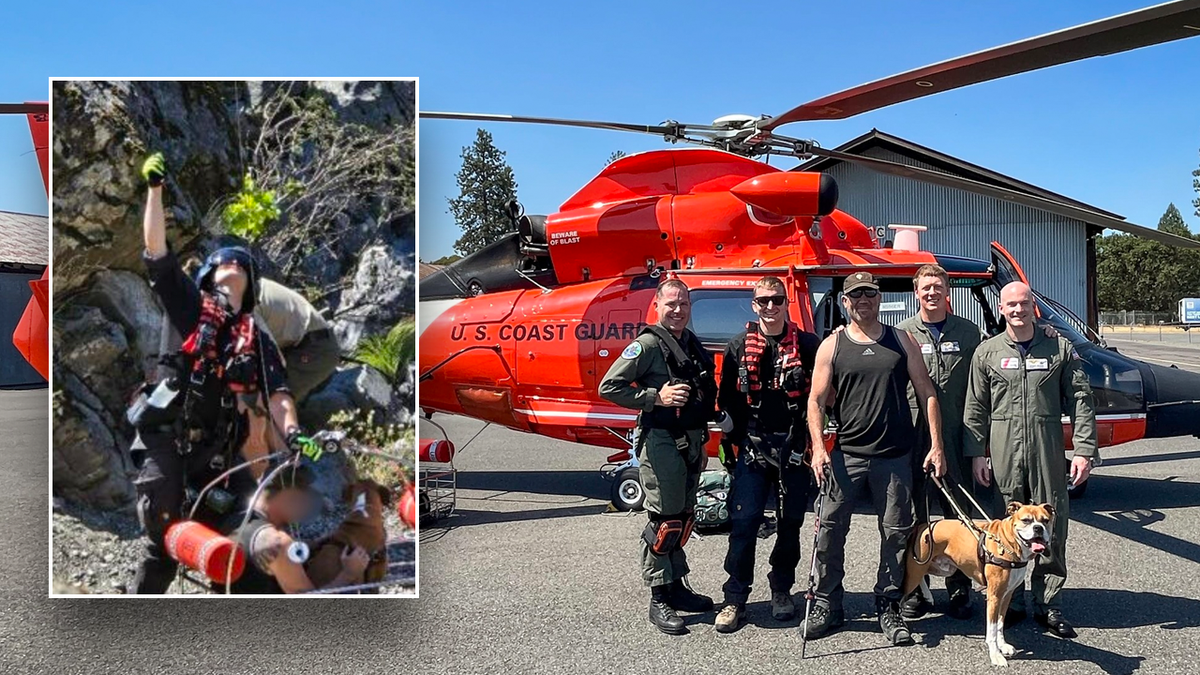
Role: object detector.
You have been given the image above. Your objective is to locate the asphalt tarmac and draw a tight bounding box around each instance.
[5,342,1200,675]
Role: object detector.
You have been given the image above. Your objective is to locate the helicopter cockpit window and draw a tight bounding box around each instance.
[687,289,759,347]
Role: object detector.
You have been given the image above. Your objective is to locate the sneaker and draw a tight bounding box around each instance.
[802,602,845,640]
[877,597,914,646]
[900,589,932,619]
[771,590,796,621]
[947,589,972,620]
[668,578,714,613]
[650,586,686,635]
[714,603,745,634]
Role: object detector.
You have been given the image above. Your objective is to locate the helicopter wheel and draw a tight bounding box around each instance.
[467,279,484,297]
[611,467,645,512]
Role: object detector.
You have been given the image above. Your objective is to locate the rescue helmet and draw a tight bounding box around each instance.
[196,246,259,313]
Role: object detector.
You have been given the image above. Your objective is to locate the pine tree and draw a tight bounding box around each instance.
[1158,202,1191,237]
[606,150,627,166]
[449,129,519,256]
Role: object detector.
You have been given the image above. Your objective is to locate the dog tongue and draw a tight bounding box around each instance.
[1030,541,1046,554]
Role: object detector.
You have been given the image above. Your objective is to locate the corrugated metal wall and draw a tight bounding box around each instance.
[822,147,1088,328]
[0,270,44,386]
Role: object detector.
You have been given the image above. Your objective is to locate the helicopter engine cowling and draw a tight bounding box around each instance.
[730,171,838,219]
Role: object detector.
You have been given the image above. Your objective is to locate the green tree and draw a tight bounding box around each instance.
[1097,203,1200,314]
[431,254,462,265]
[606,150,627,166]
[449,129,518,256]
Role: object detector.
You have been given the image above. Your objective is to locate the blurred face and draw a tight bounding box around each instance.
[213,263,248,308]
[752,284,787,333]
[916,275,947,315]
[1000,282,1035,330]
[842,287,880,325]
[268,487,314,524]
[655,285,691,335]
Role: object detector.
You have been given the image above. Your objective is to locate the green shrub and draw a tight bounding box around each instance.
[354,317,415,383]
[222,174,281,241]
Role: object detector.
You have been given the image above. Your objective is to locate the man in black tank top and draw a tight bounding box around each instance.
[803,271,947,646]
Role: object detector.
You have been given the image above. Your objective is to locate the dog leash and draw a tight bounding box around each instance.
[928,471,1024,567]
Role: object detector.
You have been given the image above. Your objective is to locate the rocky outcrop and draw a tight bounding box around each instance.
[52,80,415,513]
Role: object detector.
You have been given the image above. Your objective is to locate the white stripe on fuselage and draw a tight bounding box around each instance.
[419,299,464,336]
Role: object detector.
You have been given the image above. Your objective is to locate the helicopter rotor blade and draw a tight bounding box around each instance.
[762,0,1200,129]
[420,111,681,136]
[0,103,48,115]
[805,146,1200,249]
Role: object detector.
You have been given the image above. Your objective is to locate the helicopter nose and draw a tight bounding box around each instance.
[1140,361,1200,439]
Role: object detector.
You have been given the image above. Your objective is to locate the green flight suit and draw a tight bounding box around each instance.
[897,313,984,600]
[896,313,983,490]
[599,328,709,587]
[963,330,1097,612]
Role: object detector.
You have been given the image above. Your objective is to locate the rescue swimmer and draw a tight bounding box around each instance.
[714,276,821,633]
[964,281,1097,638]
[129,153,323,594]
[599,279,718,635]
[805,271,947,646]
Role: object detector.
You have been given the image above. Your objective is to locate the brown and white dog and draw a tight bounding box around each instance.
[904,501,1054,667]
[306,479,393,590]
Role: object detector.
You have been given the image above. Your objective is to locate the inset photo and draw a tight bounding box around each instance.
[51,79,417,596]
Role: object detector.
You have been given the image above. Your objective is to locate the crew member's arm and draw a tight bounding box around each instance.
[140,153,201,334]
[1062,341,1098,486]
[807,337,836,487]
[899,331,945,477]
[257,528,370,594]
[963,350,993,486]
[598,341,688,410]
[717,337,748,445]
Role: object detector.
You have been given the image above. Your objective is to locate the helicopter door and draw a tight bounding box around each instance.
[990,241,1031,287]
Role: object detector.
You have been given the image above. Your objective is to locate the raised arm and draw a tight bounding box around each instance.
[899,330,945,477]
[807,337,836,487]
[141,153,168,259]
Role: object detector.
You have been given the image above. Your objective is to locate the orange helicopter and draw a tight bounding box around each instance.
[418,2,1200,510]
[5,102,48,381]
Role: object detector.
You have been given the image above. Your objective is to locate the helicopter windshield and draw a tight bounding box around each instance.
[687,289,758,347]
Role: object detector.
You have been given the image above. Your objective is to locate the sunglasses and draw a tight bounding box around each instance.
[753,295,787,308]
[846,288,879,299]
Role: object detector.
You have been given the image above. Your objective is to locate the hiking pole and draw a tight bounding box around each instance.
[801,465,830,659]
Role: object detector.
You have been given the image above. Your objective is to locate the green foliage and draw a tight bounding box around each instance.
[327,410,414,486]
[430,254,461,266]
[449,129,519,257]
[221,173,281,241]
[353,317,416,383]
[1097,203,1200,314]
[606,150,627,165]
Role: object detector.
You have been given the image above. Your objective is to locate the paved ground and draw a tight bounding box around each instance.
[1102,338,1200,373]
[410,415,1200,675]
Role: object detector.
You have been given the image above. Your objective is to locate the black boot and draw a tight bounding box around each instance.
[802,602,845,640]
[1036,609,1077,638]
[130,550,178,595]
[947,588,973,620]
[877,596,914,646]
[900,586,932,619]
[668,578,714,612]
[649,585,687,635]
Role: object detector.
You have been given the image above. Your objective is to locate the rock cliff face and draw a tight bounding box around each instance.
[52,80,415,512]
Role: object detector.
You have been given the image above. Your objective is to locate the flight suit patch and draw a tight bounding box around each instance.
[940,341,960,353]
[921,343,934,354]
[1025,358,1049,370]
[1001,357,1021,370]
[622,342,643,359]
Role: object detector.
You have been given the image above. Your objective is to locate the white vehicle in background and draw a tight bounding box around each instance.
[1180,298,1200,327]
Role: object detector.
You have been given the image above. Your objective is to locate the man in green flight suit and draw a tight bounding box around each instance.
[964,281,1097,638]
[896,264,984,620]
[599,278,718,635]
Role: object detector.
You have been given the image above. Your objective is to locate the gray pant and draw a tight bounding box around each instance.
[815,451,914,608]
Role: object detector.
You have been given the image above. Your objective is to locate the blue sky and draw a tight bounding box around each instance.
[3,0,1198,257]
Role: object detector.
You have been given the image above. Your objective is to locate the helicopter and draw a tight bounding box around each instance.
[5,102,48,381]
[418,1,1200,510]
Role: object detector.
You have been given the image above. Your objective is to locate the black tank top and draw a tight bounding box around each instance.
[831,324,916,458]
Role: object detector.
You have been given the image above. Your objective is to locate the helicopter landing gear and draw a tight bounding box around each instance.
[602,452,644,511]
